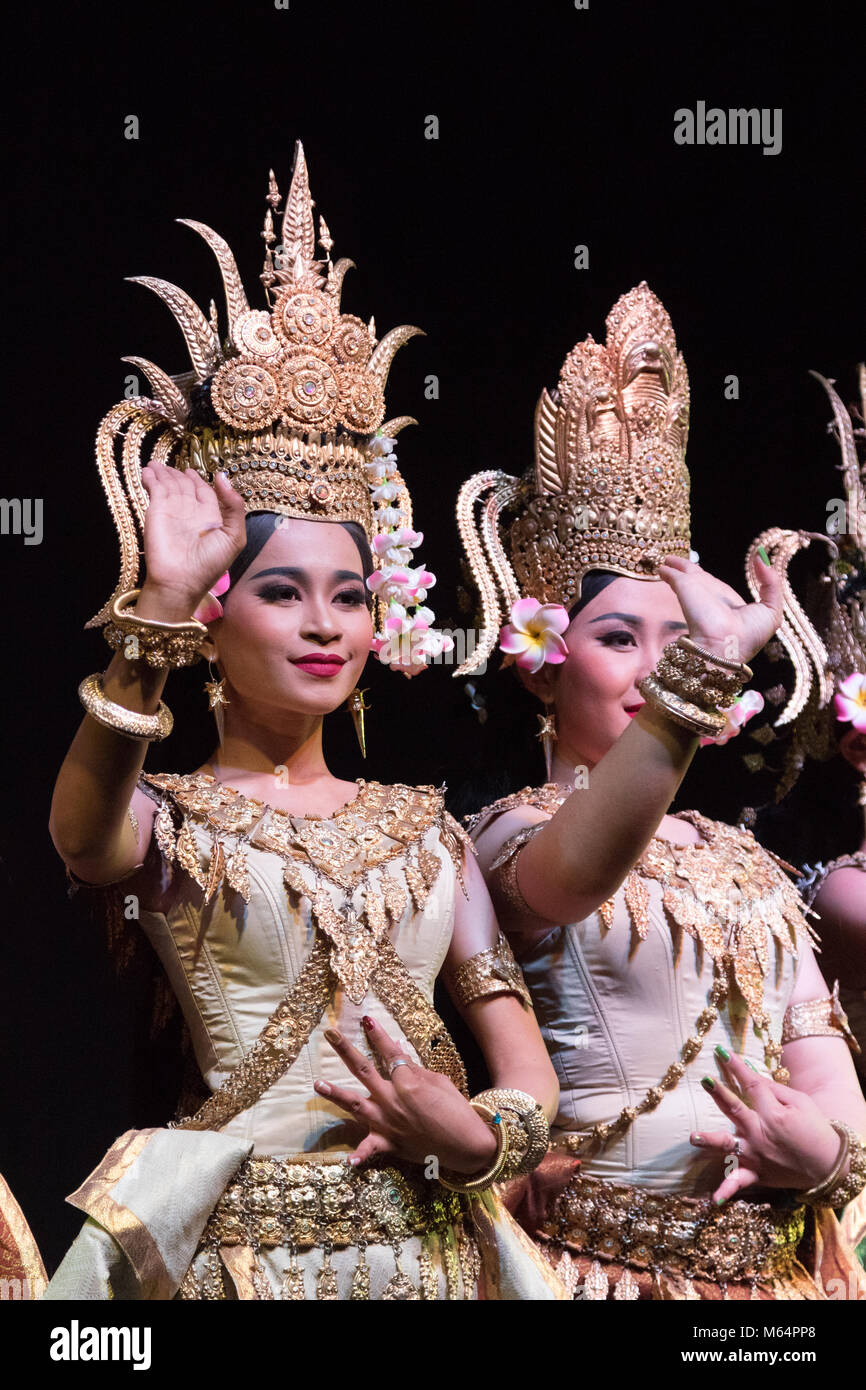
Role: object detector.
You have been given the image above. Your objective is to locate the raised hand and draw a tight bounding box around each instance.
[139,462,247,618]
[314,1017,498,1174]
[689,1050,843,1204]
[658,553,782,666]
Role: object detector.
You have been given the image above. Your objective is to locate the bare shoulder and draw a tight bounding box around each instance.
[473,805,552,875]
[813,862,866,931]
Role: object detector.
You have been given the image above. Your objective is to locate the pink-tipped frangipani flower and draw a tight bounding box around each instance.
[835,672,866,731]
[499,597,569,674]
[193,570,231,623]
[700,689,765,747]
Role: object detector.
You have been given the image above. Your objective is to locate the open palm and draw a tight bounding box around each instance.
[658,554,782,665]
[140,462,247,609]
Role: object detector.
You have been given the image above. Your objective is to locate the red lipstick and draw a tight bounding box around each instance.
[291,654,347,678]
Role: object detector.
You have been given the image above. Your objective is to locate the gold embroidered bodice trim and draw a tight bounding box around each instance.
[471,785,817,1028]
[140,771,472,1004]
[138,771,471,1125]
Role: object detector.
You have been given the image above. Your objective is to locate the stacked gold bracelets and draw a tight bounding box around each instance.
[78,673,174,742]
[795,1121,866,1209]
[437,1088,550,1193]
[638,636,753,739]
[103,589,208,669]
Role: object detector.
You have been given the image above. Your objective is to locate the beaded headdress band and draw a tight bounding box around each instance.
[744,367,866,795]
[454,283,692,677]
[85,141,448,668]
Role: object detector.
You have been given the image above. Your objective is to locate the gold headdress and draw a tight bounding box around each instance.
[454,282,691,677]
[745,367,866,795]
[85,141,447,663]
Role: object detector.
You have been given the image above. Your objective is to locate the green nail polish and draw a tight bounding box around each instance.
[714,1044,730,1062]
[745,1059,759,1073]
[757,545,770,565]
[701,1076,715,1092]
[714,1195,727,1206]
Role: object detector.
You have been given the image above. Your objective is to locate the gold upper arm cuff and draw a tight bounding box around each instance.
[782,982,861,1053]
[488,824,547,918]
[451,930,533,1010]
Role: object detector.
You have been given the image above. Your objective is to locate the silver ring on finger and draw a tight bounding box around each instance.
[388,1057,410,1078]
[733,1138,741,1158]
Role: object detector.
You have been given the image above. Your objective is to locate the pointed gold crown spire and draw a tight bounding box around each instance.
[87,141,423,628]
[454,282,691,676]
[745,367,866,795]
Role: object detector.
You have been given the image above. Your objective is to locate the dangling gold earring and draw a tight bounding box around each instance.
[346,688,370,758]
[536,704,557,783]
[204,660,229,746]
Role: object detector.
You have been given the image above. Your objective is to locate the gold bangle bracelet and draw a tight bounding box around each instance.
[638,673,727,738]
[104,589,209,669]
[676,636,753,680]
[78,672,174,742]
[472,1087,550,1178]
[437,1101,510,1193]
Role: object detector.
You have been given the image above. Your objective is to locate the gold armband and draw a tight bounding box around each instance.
[472,1088,550,1179]
[451,931,532,1010]
[782,982,861,1054]
[488,824,546,918]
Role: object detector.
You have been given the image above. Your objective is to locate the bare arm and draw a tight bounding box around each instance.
[475,708,696,929]
[811,866,866,989]
[442,850,559,1120]
[476,555,783,931]
[782,945,866,1135]
[49,465,246,885]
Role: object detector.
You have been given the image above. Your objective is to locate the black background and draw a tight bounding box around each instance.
[3,0,863,1280]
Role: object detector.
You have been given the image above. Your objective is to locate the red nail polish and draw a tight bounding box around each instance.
[361,1016,374,1031]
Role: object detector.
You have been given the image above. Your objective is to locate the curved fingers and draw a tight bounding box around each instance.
[323,1028,387,1100]
[314,1077,373,1119]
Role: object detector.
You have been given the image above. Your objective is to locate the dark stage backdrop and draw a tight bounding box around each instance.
[3,1,863,1273]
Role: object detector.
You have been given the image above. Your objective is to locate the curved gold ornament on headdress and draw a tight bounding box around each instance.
[744,367,866,795]
[86,141,423,629]
[454,282,691,677]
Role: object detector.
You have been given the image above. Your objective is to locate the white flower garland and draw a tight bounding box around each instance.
[364,433,454,674]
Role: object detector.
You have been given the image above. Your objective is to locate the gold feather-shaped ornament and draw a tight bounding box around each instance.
[623,871,650,939]
[598,898,615,931]
[380,871,408,924]
[175,817,206,889]
[417,845,443,891]
[404,859,429,912]
[282,859,310,900]
[203,837,226,904]
[153,800,177,862]
[224,843,251,902]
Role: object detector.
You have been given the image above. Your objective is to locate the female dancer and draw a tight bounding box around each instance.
[455,284,866,1298]
[44,145,564,1301]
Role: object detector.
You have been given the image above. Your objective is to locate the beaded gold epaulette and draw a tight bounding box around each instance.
[139,771,471,1005]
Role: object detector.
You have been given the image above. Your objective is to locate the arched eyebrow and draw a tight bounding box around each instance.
[250,566,364,584]
[588,611,688,631]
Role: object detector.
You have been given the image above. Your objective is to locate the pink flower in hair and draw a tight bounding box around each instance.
[835,672,866,732]
[193,571,231,623]
[499,598,569,674]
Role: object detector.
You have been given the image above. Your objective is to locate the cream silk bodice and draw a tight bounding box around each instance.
[477,792,816,1196]
[132,773,467,1158]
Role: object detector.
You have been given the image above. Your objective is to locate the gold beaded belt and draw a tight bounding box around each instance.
[539,1173,805,1284]
[201,1154,465,1252]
